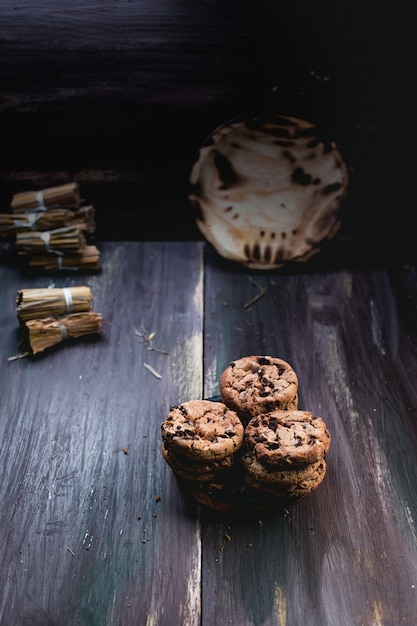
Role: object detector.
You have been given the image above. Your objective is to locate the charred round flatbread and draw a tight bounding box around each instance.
[189,113,349,269]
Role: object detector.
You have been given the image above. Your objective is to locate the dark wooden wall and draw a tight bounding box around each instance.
[1,0,417,261]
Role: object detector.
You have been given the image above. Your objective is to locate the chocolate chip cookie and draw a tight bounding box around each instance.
[161,399,244,461]
[242,454,326,487]
[243,460,327,501]
[161,441,237,482]
[244,409,331,468]
[219,355,298,425]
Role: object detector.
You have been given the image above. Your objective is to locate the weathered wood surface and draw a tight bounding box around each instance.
[1,242,417,625]
[202,248,417,625]
[0,242,204,626]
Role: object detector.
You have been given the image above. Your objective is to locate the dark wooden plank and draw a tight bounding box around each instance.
[0,241,204,626]
[1,1,417,257]
[201,247,417,625]
[2,240,417,625]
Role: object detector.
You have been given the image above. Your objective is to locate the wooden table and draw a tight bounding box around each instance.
[1,241,417,625]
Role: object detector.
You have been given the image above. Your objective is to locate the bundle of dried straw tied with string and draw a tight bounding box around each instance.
[0,182,100,272]
[11,285,104,358]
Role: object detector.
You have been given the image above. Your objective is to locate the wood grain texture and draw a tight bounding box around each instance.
[1,241,417,625]
[201,246,417,625]
[0,242,204,626]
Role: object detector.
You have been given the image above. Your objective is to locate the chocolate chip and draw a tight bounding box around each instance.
[265,402,277,412]
[258,357,271,366]
[268,418,279,431]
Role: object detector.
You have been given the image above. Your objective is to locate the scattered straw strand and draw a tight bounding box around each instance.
[243,277,268,309]
[143,362,162,379]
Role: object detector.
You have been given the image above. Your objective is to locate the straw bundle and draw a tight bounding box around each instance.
[15,226,86,256]
[6,182,100,272]
[0,205,96,239]
[11,182,81,213]
[24,245,101,272]
[0,209,73,238]
[16,286,93,321]
[22,312,104,355]
[71,205,96,234]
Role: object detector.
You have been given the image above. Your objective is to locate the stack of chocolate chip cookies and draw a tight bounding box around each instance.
[241,409,330,504]
[161,355,331,513]
[161,400,246,512]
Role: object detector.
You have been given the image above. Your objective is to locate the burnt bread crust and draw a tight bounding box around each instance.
[219,355,298,425]
[189,113,349,270]
[244,409,331,468]
[161,399,244,461]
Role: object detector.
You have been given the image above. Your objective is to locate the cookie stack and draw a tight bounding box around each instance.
[241,409,330,504]
[161,400,246,512]
[161,355,331,513]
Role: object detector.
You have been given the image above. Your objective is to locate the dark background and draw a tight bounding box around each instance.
[1,0,417,265]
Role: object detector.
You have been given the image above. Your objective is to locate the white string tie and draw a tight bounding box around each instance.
[62,288,73,312]
[35,190,47,210]
[40,231,51,252]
